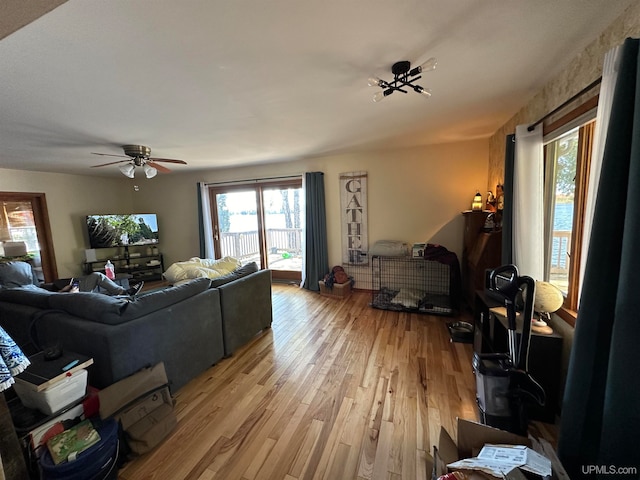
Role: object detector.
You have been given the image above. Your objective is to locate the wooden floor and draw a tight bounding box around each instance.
[118,284,555,480]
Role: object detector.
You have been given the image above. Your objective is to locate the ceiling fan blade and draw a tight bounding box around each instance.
[91,159,132,168]
[147,161,172,173]
[149,157,188,165]
[91,152,129,158]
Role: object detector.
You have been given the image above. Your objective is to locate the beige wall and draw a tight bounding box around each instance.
[133,140,489,273]
[0,168,133,278]
[487,1,640,192]
[1,140,488,281]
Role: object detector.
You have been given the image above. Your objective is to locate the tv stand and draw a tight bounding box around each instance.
[82,246,164,282]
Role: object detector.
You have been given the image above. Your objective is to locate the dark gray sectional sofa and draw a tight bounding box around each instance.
[0,261,272,392]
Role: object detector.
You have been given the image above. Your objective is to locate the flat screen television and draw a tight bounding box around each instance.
[86,213,159,249]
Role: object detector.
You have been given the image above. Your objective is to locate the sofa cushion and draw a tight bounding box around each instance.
[210,262,259,288]
[48,292,130,324]
[120,277,212,321]
[0,261,36,289]
[0,285,56,309]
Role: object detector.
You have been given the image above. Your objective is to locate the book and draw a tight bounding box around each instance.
[46,419,101,465]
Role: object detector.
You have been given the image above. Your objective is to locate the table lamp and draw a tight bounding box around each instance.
[471,191,483,211]
[533,281,564,334]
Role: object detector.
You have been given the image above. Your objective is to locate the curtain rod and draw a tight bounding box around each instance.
[527,77,602,132]
[204,174,302,187]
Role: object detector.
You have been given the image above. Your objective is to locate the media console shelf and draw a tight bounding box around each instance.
[83,248,164,282]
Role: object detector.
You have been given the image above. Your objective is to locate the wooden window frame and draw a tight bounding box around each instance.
[543,98,598,327]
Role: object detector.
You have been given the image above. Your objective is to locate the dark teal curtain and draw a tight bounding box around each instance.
[502,134,515,265]
[558,37,640,478]
[197,182,206,258]
[302,172,328,291]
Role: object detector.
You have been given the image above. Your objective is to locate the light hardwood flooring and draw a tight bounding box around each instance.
[118,284,556,480]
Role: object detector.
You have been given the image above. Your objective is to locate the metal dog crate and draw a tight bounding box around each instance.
[370,255,453,315]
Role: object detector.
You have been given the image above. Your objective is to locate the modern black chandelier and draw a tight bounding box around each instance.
[368,57,437,102]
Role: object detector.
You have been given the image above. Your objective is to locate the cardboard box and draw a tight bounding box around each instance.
[430,418,555,480]
[319,280,351,299]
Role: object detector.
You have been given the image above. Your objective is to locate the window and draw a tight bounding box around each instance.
[543,107,596,324]
[0,192,58,282]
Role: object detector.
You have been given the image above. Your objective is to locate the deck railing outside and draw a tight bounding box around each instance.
[551,230,571,274]
[220,228,302,268]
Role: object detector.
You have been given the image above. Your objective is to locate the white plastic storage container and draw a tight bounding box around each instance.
[14,369,88,415]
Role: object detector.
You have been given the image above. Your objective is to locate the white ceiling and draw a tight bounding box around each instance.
[0,0,633,177]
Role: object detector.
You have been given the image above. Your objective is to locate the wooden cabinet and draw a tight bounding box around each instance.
[462,211,502,308]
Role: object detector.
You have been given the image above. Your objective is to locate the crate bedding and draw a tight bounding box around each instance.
[372,287,452,315]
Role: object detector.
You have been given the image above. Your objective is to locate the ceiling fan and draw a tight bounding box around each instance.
[91,145,187,178]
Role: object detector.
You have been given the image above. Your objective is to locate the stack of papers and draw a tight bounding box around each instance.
[448,444,552,478]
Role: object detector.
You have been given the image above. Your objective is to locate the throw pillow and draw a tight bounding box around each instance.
[0,261,36,289]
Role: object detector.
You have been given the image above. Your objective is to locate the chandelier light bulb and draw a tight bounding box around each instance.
[372,91,386,103]
[417,57,437,73]
[414,86,432,98]
[368,76,382,87]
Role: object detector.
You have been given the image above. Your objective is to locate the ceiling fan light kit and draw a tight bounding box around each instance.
[143,164,158,179]
[368,57,437,103]
[119,163,135,178]
[91,144,187,178]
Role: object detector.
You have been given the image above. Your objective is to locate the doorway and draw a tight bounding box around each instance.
[0,192,58,282]
[209,179,303,282]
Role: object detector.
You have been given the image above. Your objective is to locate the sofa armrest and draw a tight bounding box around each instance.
[217,269,272,356]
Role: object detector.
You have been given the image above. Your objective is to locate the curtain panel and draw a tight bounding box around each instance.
[512,124,544,280]
[578,44,623,298]
[558,37,640,478]
[301,172,328,291]
[197,181,215,259]
[502,134,515,265]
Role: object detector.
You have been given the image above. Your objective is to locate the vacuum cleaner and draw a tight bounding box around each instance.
[472,264,546,436]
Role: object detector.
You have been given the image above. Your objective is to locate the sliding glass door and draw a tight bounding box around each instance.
[209,179,303,281]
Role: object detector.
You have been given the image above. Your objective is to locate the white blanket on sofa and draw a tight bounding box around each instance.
[163,257,241,284]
